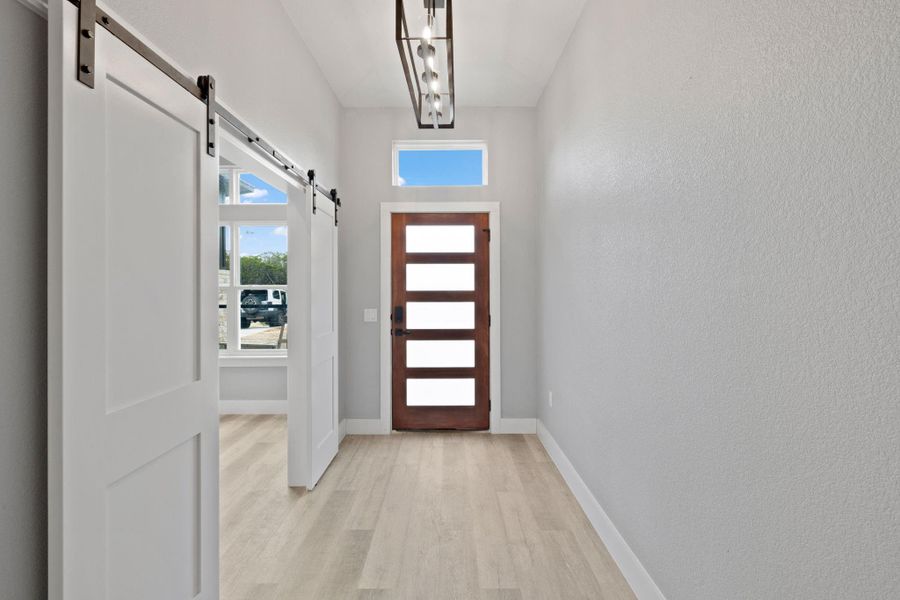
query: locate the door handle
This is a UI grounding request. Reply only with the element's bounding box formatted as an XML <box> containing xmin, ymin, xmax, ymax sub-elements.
<box><xmin>393</xmin><ymin>328</ymin><xmax>412</xmax><ymax>337</ymax></box>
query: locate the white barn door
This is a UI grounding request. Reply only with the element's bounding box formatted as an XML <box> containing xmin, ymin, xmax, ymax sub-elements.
<box><xmin>49</xmin><ymin>3</ymin><xmax>218</xmax><ymax>599</ymax></box>
<box><xmin>288</xmin><ymin>186</ymin><xmax>340</xmax><ymax>489</ymax></box>
<box><xmin>308</xmin><ymin>192</ymin><xmax>340</xmax><ymax>486</ymax></box>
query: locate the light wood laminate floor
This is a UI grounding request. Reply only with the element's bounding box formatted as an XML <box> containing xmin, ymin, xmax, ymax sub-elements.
<box><xmin>220</xmin><ymin>415</ymin><xmax>636</xmax><ymax>600</ymax></box>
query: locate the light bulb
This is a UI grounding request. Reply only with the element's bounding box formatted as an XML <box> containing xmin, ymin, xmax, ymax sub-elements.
<box><xmin>434</xmin><ymin>97</ymin><xmax>442</xmax><ymax>109</ymax></box>
<box><xmin>430</xmin><ymin>79</ymin><xmax>439</xmax><ymax>92</ymax></box>
<box><xmin>426</xmin><ymin>55</ymin><xmax>435</xmax><ymax>69</ymax></box>
<box><xmin>421</xmin><ymin>12</ymin><xmax>435</xmax><ymax>41</ymax></box>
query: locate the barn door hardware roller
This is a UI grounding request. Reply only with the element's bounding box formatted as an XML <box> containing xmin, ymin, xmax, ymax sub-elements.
<box><xmin>330</xmin><ymin>189</ymin><xmax>340</xmax><ymax>227</ymax></box>
<box><xmin>308</xmin><ymin>170</ymin><xmax>317</xmax><ymax>214</ymax></box>
<box><xmin>198</xmin><ymin>75</ymin><xmax>217</xmax><ymax>157</ymax></box>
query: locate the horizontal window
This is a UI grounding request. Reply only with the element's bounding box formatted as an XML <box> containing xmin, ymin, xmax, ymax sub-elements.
<box><xmin>393</xmin><ymin>142</ymin><xmax>487</xmax><ymax>187</ymax></box>
<box><xmin>407</xmin><ymin>340</ymin><xmax>475</xmax><ymax>368</ymax></box>
<box><xmin>406</xmin><ymin>263</ymin><xmax>475</xmax><ymax>291</ymax></box>
<box><xmin>406</xmin><ymin>378</ymin><xmax>475</xmax><ymax>407</ymax></box>
<box><xmin>406</xmin><ymin>225</ymin><xmax>474</xmax><ymax>253</ymax></box>
<box><xmin>406</xmin><ymin>302</ymin><xmax>474</xmax><ymax>329</ymax></box>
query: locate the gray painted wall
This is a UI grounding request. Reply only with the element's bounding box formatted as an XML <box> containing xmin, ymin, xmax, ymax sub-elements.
<box><xmin>104</xmin><ymin>0</ymin><xmax>341</xmax><ymax>187</ymax></box>
<box><xmin>220</xmin><ymin>366</ymin><xmax>287</xmax><ymax>402</ymax></box>
<box><xmin>0</xmin><ymin>3</ymin><xmax>47</xmax><ymax>598</ymax></box>
<box><xmin>99</xmin><ymin>0</ymin><xmax>344</xmax><ymax>411</ymax></box>
<box><xmin>536</xmin><ymin>1</ymin><xmax>900</xmax><ymax>598</ymax></box>
<box><xmin>338</xmin><ymin>108</ymin><xmax>539</xmax><ymax>420</ymax></box>
<box><xmin>54</xmin><ymin>0</ymin><xmax>340</xmax><ymax>411</ymax></box>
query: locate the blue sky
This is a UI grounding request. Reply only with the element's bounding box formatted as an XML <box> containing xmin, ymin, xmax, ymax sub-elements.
<box><xmin>398</xmin><ymin>149</ymin><xmax>483</xmax><ymax>186</ymax></box>
<box><xmin>235</xmin><ymin>174</ymin><xmax>288</xmax><ymax>259</ymax></box>
<box><xmin>238</xmin><ymin>225</ymin><xmax>286</xmax><ymax>258</ymax></box>
<box><xmin>239</xmin><ymin>173</ymin><xmax>287</xmax><ymax>204</ymax></box>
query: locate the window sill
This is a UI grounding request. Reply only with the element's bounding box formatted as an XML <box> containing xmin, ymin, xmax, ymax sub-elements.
<box><xmin>219</xmin><ymin>355</ymin><xmax>287</xmax><ymax>368</ymax></box>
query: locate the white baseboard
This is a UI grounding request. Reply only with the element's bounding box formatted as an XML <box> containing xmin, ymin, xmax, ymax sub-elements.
<box><xmin>340</xmin><ymin>417</ymin><xmax>537</xmax><ymax>435</ymax></box>
<box><xmin>344</xmin><ymin>418</ymin><xmax>386</xmax><ymax>435</ymax></box>
<box><xmin>537</xmin><ymin>420</ymin><xmax>666</xmax><ymax>600</ymax></box>
<box><xmin>219</xmin><ymin>400</ymin><xmax>287</xmax><ymax>415</ymax></box>
<box><xmin>498</xmin><ymin>418</ymin><xmax>537</xmax><ymax>434</ymax></box>
<box><xmin>339</xmin><ymin>419</ymin><xmax>348</xmax><ymax>443</ymax></box>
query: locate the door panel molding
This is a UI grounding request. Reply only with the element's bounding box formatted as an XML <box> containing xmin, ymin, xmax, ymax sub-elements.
<box><xmin>287</xmin><ymin>182</ymin><xmax>340</xmax><ymax>489</ymax></box>
<box><xmin>379</xmin><ymin>202</ymin><xmax>501</xmax><ymax>433</ymax></box>
<box><xmin>49</xmin><ymin>3</ymin><xmax>218</xmax><ymax>597</ymax></box>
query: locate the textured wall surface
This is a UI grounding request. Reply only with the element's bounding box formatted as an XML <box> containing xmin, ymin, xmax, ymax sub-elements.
<box><xmin>0</xmin><ymin>3</ymin><xmax>48</xmax><ymax>598</ymax></box>
<box><xmin>536</xmin><ymin>0</ymin><xmax>900</xmax><ymax>598</ymax></box>
<box><xmin>338</xmin><ymin>108</ymin><xmax>539</xmax><ymax>420</ymax></box>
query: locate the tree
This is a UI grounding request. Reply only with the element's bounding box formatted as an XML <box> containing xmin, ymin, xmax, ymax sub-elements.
<box><xmin>240</xmin><ymin>252</ymin><xmax>287</xmax><ymax>285</ymax></box>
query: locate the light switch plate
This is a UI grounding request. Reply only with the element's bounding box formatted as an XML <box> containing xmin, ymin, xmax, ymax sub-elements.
<box><xmin>363</xmin><ymin>308</ymin><xmax>378</xmax><ymax>323</ymax></box>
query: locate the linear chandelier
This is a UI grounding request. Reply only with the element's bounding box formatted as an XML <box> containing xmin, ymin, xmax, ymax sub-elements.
<box><xmin>396</xmin><ymin>0</ymin><xmax>455</xmax><ymax>129</ymax></box>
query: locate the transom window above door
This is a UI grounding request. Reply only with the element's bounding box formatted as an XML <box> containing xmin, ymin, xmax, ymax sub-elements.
<box><xmin>392</xmin><ymin>141</ymin><xmax>488</xmax><ymax>187</ymax></box>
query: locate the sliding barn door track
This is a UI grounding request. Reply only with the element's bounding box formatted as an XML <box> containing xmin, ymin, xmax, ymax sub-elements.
<box><xmin>70</xmin><ymin>0</ymin><xmax>341</xmax><ymax>221</ymax></box>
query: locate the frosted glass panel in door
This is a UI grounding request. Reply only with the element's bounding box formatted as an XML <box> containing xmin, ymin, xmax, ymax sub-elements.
<box><xmin>406</xmin><ymin>302</ymin><xmax>475</xmax><ymax>329</ymax></box>
<box><xmin>406</xmin><ymin>264</ymin><xmax>474</xmax><ymax>291</ymax></box>
<box><xmin>406</xmin><ymin>225</ymin><xmax>475</xmax><ymax>253</ymax></box>
<box><xmin>407</xmin><ymin>340</ymin><xmax>475</xmax><ymax>368</ymax></box>
<box><xmin>406</xmin><ymin>379</ymin><xmax>476</xmax><ymax>406</ymax></box>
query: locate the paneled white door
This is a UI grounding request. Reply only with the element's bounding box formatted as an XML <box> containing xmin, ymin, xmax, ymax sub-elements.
<box><xmin>309</xmin><ymin>193</ymin><xmax>340</xmax><ymax>486</ymax></box>
<box><xmin>288</xmin><ymin>186</ymin><xmax>340</xmax><ymax>489</ymax></box>
<box><xmin>49</xmin><ymin>3</ymin><xmax>218</xmax><ymax>599</ymax></box>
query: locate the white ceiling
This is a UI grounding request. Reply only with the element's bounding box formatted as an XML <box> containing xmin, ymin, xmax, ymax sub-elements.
<box><xmin>279</xmin><ymin>0</ymin><xmax>587</xmax><ymax>108</ymax></box>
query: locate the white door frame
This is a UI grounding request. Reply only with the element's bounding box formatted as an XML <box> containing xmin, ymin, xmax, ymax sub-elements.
<box><xmin>379</xmin><ymin>202</ymin><xmax>501</xmax><ymax>433</ymax></box>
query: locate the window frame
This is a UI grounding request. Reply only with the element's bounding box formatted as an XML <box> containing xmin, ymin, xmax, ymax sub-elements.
<box><xmin>391</xmin><ymin>140</ymin><xmax>489</xmax><ymax>187</ymax></box>
<box><xmin>218</xmin><ymin>164</ymin><xmax>290</xmax><ymax>358</ymax></box>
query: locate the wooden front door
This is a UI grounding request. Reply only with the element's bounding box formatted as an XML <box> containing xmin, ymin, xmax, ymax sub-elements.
<box><xmin>391</xmin><ymin>213</ymin><xmax>490</xmax><ymax>430</ymax></box>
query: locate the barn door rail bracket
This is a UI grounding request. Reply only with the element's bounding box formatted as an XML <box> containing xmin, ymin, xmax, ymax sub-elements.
<box><xmin>76</xmin><ymin>0</ymin><xmax>96</xmax><ymax>87</ymax></box>
<box><xmin>70</xmin><ymin>0</ymin><xmax>206</xmax><ymax>100</ymax></box>
<box><xmin>198</xmin><ymin>75</ymin><xmax>217</xmax><ymax>157</ymax></box>
<box><xmin>308</xmin><ymin>170</ymin><xmax>317</xmax><ymax>214</ymax></box>
<box><xmin>330</xmin><ymin>189</ymin><xmax>340</xmax><ymax>227</ymax></box>
<box><xmin>66</xmin><ymin>0</ymin><xmax>341</xmax><ymax>225</ymax></box>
